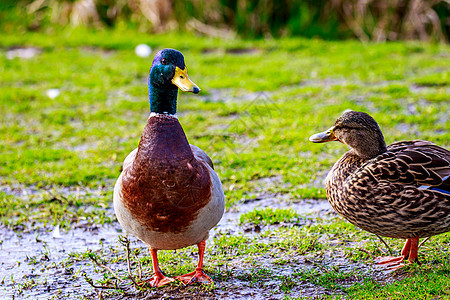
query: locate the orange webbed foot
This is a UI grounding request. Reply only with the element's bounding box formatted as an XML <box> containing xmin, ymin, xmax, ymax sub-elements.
<box><xmin>174</xmin><ymin>240</ymin><xmax>213</xmax><ymax>285</ymax></box>
<box><xmin>375</xmin><ymin>255</ymin><xmax>405</xmax><ymax>265</ymax></box>
<box><xmin>374</xmin><ymin>237</ymin><xmax>421</xmax><ymax>273</ymax></box>
<box><xmin>139</xmin><ymin>274</ymin><xmax>175</xmax><ymax>288</ymax></box>
<box><xmin>144</xmin><ymin>248</ymin><xmax>176</xmax><ymax>287</ymax></box>
<box><xmin>375</xmin><ymin>256</ymin><xmax>405</xmax><ymax>273</ymax></box>
<box><xmin>175</xmin><ymin>269</ymin><xmax>213</xmax><ymax>285</ymax></box>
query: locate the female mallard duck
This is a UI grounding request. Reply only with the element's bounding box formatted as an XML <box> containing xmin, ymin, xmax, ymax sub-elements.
<box><xmin>113</xmin><ymin>49</ymin><xmax>225</xmax><ymax>287</ymax></box>
<box><xmin>310</xmin><ymin>111</ymin><xmax>450</xmax><ymax>271</ymax></box>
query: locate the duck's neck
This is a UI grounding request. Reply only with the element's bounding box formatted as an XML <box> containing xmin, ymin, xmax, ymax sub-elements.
<box><xmin>349</xmin><ymin>128</ymin><xmax>387</xmax><ymax>160</ymax></box>
<box><xmin>352</xmin><ymin>139</ymin><xmax>387</xmax><ymax>160</ymax></box>
<box><xmin>149</xmin><ymin>84</ymin><xmax>178</xmax><ymax>115</ymax></box>
<box><xmin>328</xmin><ymin>150</ymin><xmax>367</xmax><ymax>183</ymax></box>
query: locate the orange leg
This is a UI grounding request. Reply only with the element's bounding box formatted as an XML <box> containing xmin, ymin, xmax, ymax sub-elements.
<box><xmin>140</xmin><ymin>248</ymin><xmax>175</xmax><ymax>287</ymax></box>
<box><xmin>407</xmin><ymin>237</ymin><xmax>419</xmax><ymax>264</ymax></box>
<box><xmin>375</xmin><ymin>237</ymin><xmax>420</xmax><ymax>271</ymax></box>
<box><xmin>175</xmin><ymin>240</ymin><xmax>213</xmax><ymax>285</ymax></box>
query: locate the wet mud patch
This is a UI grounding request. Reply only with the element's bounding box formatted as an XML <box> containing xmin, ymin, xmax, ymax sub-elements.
<box><xmin>220</xmin><ymin>197</ymin><xmax>332</xmax><ymax>235</ymax></box>
<box><xmin>5</xmin><ymin>46</ymin><xmax>41</xmax><ymax>60</ymax></box>
<box><xmin>201</xmin><ymin>47</ymin><xmax>260</xmax><ymax>56</ymax></box>
<box><xmin>0</xmin><ymin>183</ymin><xmax>114</xmax><ymax>231</ymax></box>
<box><xmin>0</xmin><ymin>180</ymin><xmax>411</xmax><ymax>299</ymax></box>
<box><xmin>70</xmin><ymin>245</ymin><xmax>391</xmax><ymax>300</ymax></box>
<box><xmin>0</xmin><ymin>182</ymin><xmax>111</xmax><ymax>198</ymax></box>
<box><xmin>225</xmin><ymin>48</ymin><xmax>260</xmax><ymax>55</ymax></box>
<box><xmin>0</xmin><ymin>222</ymin><xmax>126</xmax><ymax>298</ymax></box>
<box><xmin>199</xmin><ymin>88</ymin><xmax>274</xmax><ymax>104</ymax></box>
<box><xmin>81</xmin><ymin>46</ymin><xmax>117</xmax><ymax>56</ymax></box>
<box><xmin>1</xmin><ymin>192</ymin><xmax>395</xmax><ymax>299</ymax></box>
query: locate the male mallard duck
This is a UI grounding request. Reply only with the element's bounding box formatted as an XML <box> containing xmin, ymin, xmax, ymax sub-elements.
<box><xmin>114</xmin><ymin>49</ymin><xmax>225</xmax><ymax>287</ymax></box>
<box><xmin>310</xmin><ymin>111</ymin><xmax>450</xmax><ymax>271</ymax></box>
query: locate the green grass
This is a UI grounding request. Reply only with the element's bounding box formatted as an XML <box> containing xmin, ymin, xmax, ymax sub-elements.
<box><xmin>239</xmin><ymin>208</ymin><xmax>300</xmax><ymax>226</ymax></box>
<box><xmin>1</xmin><ymin>27</ymin><xmax>449</xmax><ymax>299</ymax></box>
<box><xmin>345</xmin><ymin>265</ymin><xmax>450</xmax><ymax>299</ymax></box>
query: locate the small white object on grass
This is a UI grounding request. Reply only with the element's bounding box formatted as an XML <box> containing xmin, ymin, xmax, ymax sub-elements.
<box><xmin>46</xmin><ymin>89</ymin><xmax>60</xmax><ymax>99</ymax></box>
<box><xmin>135</xmin><ymin>44</ymin><xmax>152</xmax><ymax>57</ymax></box>
<box><xmin>52</xmin><ymin>225</ymin><xmax>61</xmax><ymax>238</ymax></box>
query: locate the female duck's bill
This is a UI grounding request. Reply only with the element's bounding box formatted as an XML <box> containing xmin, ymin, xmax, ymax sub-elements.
<box><xmin>309</xmin><ymin>127</ymin><xmax>338</xmax><ymax>143</ymax></box>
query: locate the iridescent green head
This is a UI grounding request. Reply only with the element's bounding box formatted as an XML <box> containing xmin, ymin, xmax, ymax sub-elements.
<box><xmin>148</xmin><ymin>49</ymin><xmax>200</xmax><ymax>115</ymax></box>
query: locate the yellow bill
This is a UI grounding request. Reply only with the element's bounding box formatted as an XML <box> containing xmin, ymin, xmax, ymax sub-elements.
<box><xmin>172</xmin><ymin>66</ymin><xmax>200</xmax><ymax>94</ymax></box>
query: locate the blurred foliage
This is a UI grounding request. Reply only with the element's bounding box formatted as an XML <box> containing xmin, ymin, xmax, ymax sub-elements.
<box><xmin>0</xmin><ymin>0</ymin><xmax>449</xmax><ymax>41</ymax></box>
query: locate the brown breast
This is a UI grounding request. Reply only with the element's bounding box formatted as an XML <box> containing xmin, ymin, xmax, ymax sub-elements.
<box><xmin>121</xmin><ymin>115</ymin><xmax>212</xmax><ymax>233</ymax></box>
<box><xmin>326</xmin><ymin>150</ymin><xmax>366</xmax><ymax>216</ymax></box>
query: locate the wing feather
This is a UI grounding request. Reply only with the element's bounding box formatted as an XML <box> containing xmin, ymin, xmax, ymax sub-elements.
<box><xmin>190</xmin><ymin>145</ymin><xmax>214</xmax><ymax>169</ymax></box>
<box><xmin>122</xmin><ymin>148</ymin><xmax>138</xmax><ymax>171</ymax></box>
<box><xmin>365</xmin><ymin>140</ymin><xmax>450</xmax><ymax>191</ymax></box>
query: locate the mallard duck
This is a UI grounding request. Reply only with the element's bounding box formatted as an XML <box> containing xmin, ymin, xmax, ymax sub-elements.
<box><xmin>113</xmin><ymin>49</ymin><xmax>225</xmax><ymax>287</ymax></box>
<box><xmin>310</xmin><ymin>110</ymin><xmax>450</xmax><ymax>271</ymax></box>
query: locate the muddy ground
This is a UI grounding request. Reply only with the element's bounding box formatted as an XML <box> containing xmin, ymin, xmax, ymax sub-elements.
<box><xmin>1</xmin><ymin>189</ymin><xmax>399</xmax><ymax>300</ymax></box>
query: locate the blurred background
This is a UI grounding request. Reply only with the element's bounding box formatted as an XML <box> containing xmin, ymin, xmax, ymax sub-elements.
<box><xmin>1</xmin><ymin>0</ymin><xmax>449</xmax><ymax>42</ymax></box>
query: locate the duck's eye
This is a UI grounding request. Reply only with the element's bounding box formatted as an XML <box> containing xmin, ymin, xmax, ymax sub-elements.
<box><xmin>161</xmin><ymin>58</ymin><xmax>167</xmax><ymax>65</ymax></box>
<box><xmin>180</xmin><ymin>75</ymin><xmax>184</xmax><ymax>79</ymax></box>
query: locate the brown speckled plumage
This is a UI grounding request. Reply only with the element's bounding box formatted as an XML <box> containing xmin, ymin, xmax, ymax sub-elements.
<box><xmin>312</xmin><ymin>111</ymin><xmax>450</xmax><ymax>241</ymax></box>
<box><xmin>326</xmin><ymin>141</ymin><xmax>450</xmax><ymax>239</ymax></box>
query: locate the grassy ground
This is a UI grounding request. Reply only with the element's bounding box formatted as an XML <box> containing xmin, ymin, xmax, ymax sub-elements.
<box><xmin>0</xmin><ymin>28</ymin><xmax>449</xmax><ymax>299</ymax></box>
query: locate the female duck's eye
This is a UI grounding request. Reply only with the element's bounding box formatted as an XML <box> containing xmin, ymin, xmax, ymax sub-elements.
<box><xmin>161</xmin><ymin>58</ymin><xmax>167</xmax><ymax>65</ymax></box>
